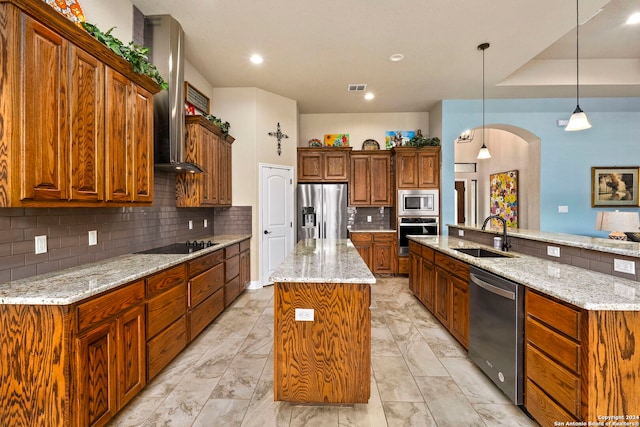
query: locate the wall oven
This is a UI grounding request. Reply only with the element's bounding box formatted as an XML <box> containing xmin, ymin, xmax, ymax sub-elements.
<box><xmin>397</xmin><ymin>189</ymin><xmax>439</xmax><ymax>217</ymax></box>
<box><xmin>398</xmin><ymin>217</ymin><xmax>439</xmax><ymax>255</ymax></box>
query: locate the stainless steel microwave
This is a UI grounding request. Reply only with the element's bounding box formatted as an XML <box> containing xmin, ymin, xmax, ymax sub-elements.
<box><xmin>397</xmin><ymin>189</ymin><xmax>439</xmax><ymax>216</ymax></box>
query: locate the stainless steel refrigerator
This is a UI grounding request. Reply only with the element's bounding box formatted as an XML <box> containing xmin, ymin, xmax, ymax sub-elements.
<box><xmin>297</xmin><ymin>183</ymin><xmax>348</xmax><ymax>241</ymax></box>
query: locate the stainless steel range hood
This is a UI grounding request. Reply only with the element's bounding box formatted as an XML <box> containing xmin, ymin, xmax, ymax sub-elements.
<box><xmin>146</xmin><ymin>15</ymin><xmax>203</xmax><ymax>173</ymax></box>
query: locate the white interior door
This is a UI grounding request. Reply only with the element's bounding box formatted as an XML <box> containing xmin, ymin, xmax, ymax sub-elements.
<box><xmin>260</xmin><ymin>164</ymin><xmax>294</xmax><ymax>286</ymax></box>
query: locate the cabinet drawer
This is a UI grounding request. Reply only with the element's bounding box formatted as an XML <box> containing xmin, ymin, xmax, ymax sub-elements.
<box><xmin>147</xmin><ymin>314</ymin><xmax>188</xmax><ymax>380</ymax></box>
<box><xmin>224</xmin><ymin>276</ymin><xmax>241</xmax><ymax>307</ymax></box>
<box><xmin>435</xmin><ymin>252</ymin><xmax>469</xmax><ymax>281</ymax></box>
<box><xmin>190</xmin><ymin>289</ymin><xmax>224</xmax><ymax>339</ymax></box>
<box><xmin>421</xmin><ymin>246</ymin><xmax>435</xmax><ymax>262</ymax></box>
<box><xmin>240</xmin><ymin>239</ymin><xmax>250</xmax><ymax>252</ymax></box>
<box><xmin>225</xmin><ymin>255</ymin><xmax>240</xmax><ymax>282</ymax></box>
<box><xmin>409</xmin><ymin>240</ymin><xmax>421</xmax><ymax>255</ymax></box>
<box><xmin>526</xmin><ymin>379</ymin><xmax>577</xmax><ymax>427</ymax></box>
<box><xmin>373</xmin><ymin>232</ymin><xmax>395</xmax><ymax>243</ymax></box>
<box><xmin>527</xmin><ymin>290</ymin><xmax>581</xmax><ymax>341</ymax></box>
<box><xmin>146</xmin><ymin>264</ymin><xmax>187</xmax><ymax>298</ymax></box>
<box><xmin>526</xmin><ymin>316</ymin><xmax>580</xmax><ymax>373</ymax></box>
<box><xmin>146</xmin><ymin>282</ymin><xmax>187</xmax><ymax>339</ymax></box>
<box><xmin>350</xmin><ymin>233</ymin><xmax>372</xmax><ymax>244</ymax></box>
<box><xmin>190</xmin><ymin>262</ymin><xmax>224</xmax><ymax>307</ymax></box>
<box><xmin>188</xmin><ymin>250</ymin><xmax>224</xmax><ymax>278</ymax></box>
<box><xmin>526</xmin><ymin>343</ymin><xmax>581</xmax><ymax>417</ymax></box>
<box><xmin>77</xmin><ymin>280</ymin><xmax>144</xmax><ymax>332</ymax></box>
<box><xmin>225</xmin><ymin>243</ymin><xmax>240</xmax><ymax>258</ymax></box>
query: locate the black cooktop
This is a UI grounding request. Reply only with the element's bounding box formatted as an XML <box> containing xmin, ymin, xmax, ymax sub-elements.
<box><xmin>136</xmin><ymin>241</ymin><xmax>218</xmax><ymax>254</ymax></box>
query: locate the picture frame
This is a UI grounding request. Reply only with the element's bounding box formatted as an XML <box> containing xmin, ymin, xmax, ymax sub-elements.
<box><xmin>324</xmin><ymin>134</ymin><xmax>349</xmax><ymax>147</ymax></box>
<box><xmin>490</xmin><ymin>170</ymin><xmax>518</xmax><ymax>228</ymax></box>
<box><xmin>591</xmin><ymin>167</ymin><xmax>639</xmax><ymax>207</ymax></box>
<box><xmin>184</xmin><ymin>81</ymin><xmax>210</xmax><ymax>114</ymax></box>
<box><xmin>385</xmin><ymin>130</ymin><xmax>415</xmax><ymax>149</ymax></box>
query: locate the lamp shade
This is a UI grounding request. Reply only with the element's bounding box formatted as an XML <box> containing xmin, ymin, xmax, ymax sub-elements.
<box><xmin>565</xmin><ymin>107</ymin><xmax>592</xmax><ymax>131</ymax></box>
<box><xmin>477</xmin><ymin>145</ymin><xmax>491</xmax><ymax>159</ymax></box>
<box><xmin>595</xmin><ymin>211</ymin><xmax>640</xmax><ymax>240</ymax></box>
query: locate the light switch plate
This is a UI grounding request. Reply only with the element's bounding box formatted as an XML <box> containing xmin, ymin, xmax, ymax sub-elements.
<box><xmin>295</xmin><ymin>308</ymin><xmax>314</xmax><ymax>321</ymax></box>
<box><xmin>558</xmin><ymin>205</ymin><xmax>569</xmax><ymax>213</ymax></box>
<box><xmin>458</xmin><ymin>230</ymin><xmax>464</xmax><ymax>237</ymax></box>
<box><xmin>88</xmin><ymin>230</ymin><xmax>98</xmax><ymax>246</ymax></box>
<box><xmin>35</xmin><ymin>235</ymin><xmax>47</xmax><ymax>254</ymax></box>
<box><xmin>188</xmin><ymin>220</ymin><xmax>193</xmax><ymax>230</ymax></box>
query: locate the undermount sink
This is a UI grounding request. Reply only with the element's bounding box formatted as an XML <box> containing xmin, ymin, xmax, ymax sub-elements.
<box><xmin>454</xmin><ymin>247</ymin><xmax>513</xmax><ymax>258</ymax></box>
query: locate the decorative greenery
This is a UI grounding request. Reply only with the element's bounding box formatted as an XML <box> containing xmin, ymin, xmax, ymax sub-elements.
<box><xmin>406</xmin><ymin>134</ymin><xmax>441</xmax><ymax>148</ymax></box>
<box><xmin>81</xmin><ymin>22</ymin><xmax>168</xmax><ymax>90</ymax></box>
<box><xmin>204</xmin><ymin>114</ymin><xmax>231</xmax><ymax>135</ymax></box>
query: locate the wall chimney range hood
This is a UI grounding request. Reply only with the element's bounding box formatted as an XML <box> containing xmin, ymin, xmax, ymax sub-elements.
<box><xmin>146</xmin><ymin>15</ymin><xmax>203</xmax><ymax>173</ymax></box>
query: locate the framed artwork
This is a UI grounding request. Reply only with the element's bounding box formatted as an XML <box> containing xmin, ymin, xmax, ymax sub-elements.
<box><xmin>324</xmin><ymin>134</ymin><xmax>349</xmax><ymax>147</ymax></box>
<box><xmin>591</xmin><ymin>167</ymin><xmax>639</xmax><ymax>207</ymax></box>
<box><xmin>490</xmin><ymin>170</ymin><xmax>518</xmax><ymax>228</ymax></box>
<box><xmin>184</xmin><ymin>81</ymin><xmax>210</xmax><ymax>114</ymax></box>
<box><xmin>385</xmin><ymin>130</ymin><xmax>415</xmax><ymax>149</ymax></box>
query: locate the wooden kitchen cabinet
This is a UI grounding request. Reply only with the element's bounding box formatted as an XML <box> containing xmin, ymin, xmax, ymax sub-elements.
<box><xmin>0</xmin><ymin>0</ymin><xmax>160</xmax><ymax>207</ymax></box>
<box><xmin>350</xmin><ymin>232</ymin><xmax>396</xmax><ymax>274</ymax></box>
<box><xmin>176</xmin><ymin>115</ymin><xmax>234</xmax><ymax>207</ymax></box>
<box><xmin>239</xmin><ymin>239</ymin><xmax>251</xmax><ymax>291</ymax></box>
<box><xmin>297</xmin><ymin>147</ymin><xmax>351</xmax><ymax>182</ymax></box>
<box><xmin>393</xmin><ymin>147</ymin><xmax>440</xmax><ymax>189</ymax></box>
<box><xmin>351</xmin><ymin>233</ymin><xmax>373</xmax><ymax>267</ymax></box>
<box><xmin>187</xmin><ymin>249</ymin><xmax>225</xmax><ymax>339</ymax></box>
<box><xmin>224</xmin><ymin>243</ymin><xmax>241</xmax><ymax>306</ymax></box>
<box><xmin>349</xmin><ymin>151</ymin><xmax>393</xmax><ymax>206</ymax></box>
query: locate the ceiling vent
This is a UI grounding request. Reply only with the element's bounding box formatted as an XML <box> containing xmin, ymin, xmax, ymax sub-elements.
<box><xmin>347</xmin><ymin>84</ymin><xmax>367</xmax><ymax>92</ymax></box>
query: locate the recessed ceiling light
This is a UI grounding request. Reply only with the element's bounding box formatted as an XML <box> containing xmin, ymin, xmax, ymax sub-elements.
<box><xmin>389</xmin><ymin>53</ymin><xmax>404</xmax><ymax>62</ymax></box>
<box><xmin>626</xmin><ymin>12</ymin><xmax>640</xmax><ymax>25</ymax></box>
<box><xmin>250</xmin><ymin>54</ymin><xmax>263</xmax><ymax>64</ymax></box>
<box><xmin>364</xmin><ymin>92</ymin><xmax>375</xmax><ymax>100</ymax></box>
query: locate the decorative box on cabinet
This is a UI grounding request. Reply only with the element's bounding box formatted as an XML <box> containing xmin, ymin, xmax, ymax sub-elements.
<box><xmin>176</xmin><ymin>115</ymin><xmax>234</xmax><ymax>207</ymax></box>
<box><xmin>0</xmin><ymin>0</ymin><xmax>160</xmax><ymax>207</ymax></box>
<box><xmin>393</xmin><ymin>147</ymin><xmax>440</xmax><ymax>189</ymax></box>
<box><xmin>349</xmin><ymin>151</ymin><xmax>393</xmax><ymax>206</ymax></box>
<box><xmin>297</xmin><ymin>147</ymin><xmax>351</xmax><ymax>182</ymax></box>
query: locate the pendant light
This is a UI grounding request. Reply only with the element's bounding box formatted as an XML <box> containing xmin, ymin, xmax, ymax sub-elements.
<box><xmin>477</xmin><ymin>42</ymin><xmax>491</xmax><ymax>160</ymax></box>
<box><xmin>565</xmin><ymin>0</ymin><xmax>592</xmax><ymax>131</ymax></box>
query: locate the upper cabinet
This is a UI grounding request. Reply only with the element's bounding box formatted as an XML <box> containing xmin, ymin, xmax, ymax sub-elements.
<box><xmin>393</xmin><ymin>147</ymin><xmax>440</xmax><ymax>189</ymax></box>
<box><xmin>349</xmin><ymin>151</ymin><xmax>393</xmax><ymax>207</ymax></box>
<box><xmin>0</xmin><ymin>0</ymin><xmax>160</xmax><ymax>207</ymax></box>
<box><xmin>176</xmin><ymin>116</ymin><xmax>234</xmax><ymax>207</ymax></box>
<box><xmin>297</xmin><ymin>147</ymin><xmax>351</xmax><ymax>182</ymax></box>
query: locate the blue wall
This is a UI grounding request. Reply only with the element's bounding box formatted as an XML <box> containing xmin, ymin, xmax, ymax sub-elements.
<box><xmin>440</xmin><ymin>97</ymin><xmax>640</xmax><ymax>237</ymax></box>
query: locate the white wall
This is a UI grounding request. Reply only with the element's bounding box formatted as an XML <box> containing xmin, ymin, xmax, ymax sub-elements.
<box><xmin>299</xmin><ymin>113</ymin><xmax>428</xmax><ymax>150</ymax></box>
<box><xmin>81</xmin><ymin>0</ymin><xmax>133</xmax><ymax>42</ymax></box>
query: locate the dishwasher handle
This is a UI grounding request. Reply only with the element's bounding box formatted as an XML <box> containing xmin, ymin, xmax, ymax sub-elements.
<box><xmin>470</xmin><ymin>273</ymin><xmax>515</xmax><ymax>300</ymax></box>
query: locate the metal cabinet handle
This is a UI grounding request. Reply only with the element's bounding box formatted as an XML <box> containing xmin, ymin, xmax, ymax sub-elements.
<box><xmin>470</xmin><ymin>273</ymin><xmax>515</xmax><ymax>300</ymax></box>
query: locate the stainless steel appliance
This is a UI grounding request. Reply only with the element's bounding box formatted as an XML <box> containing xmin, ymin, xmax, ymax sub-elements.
<box><xmin>398</xmin><ymin>217</ymin><xmax>439</xmax><ymax>255</ymax></box>
<box><xmin>469</xmin><ymin>266</ymin><xmax>524</xmax><ymax>405</ymax></box>
<box><xmin>397</xmin><ymin>189</ymin><xmax>439</xmax><ymax>217</ymax></box>
<box><xmin>297</xmin><ymin>183</ymin><xmax>348</xmax><ymax>241</ymax></box>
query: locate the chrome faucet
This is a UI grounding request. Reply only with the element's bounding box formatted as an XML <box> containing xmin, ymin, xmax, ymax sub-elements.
<box><xmin>481</xmin><ymin>215</ymin><xmax>511</xmax><ymax>252</ymax></box>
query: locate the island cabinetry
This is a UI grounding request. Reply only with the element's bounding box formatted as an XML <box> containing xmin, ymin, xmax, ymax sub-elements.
<box><xmin>176</xmin><ymin>116</ymin><xmax>234</xmax><ymax>207</ymax></box>
<box><xmin>75</xmin><ymin>280</ymin><xmax>146</xmax><ymax>427</ymax></box>
<box><xmin>0</xmin><ymin>0</ymin><xmax>159</xmax><ymax>207</ymax></box>
<box><xmin>188</xmin><ymin>250</ymin><xmax>225</xmax><ymax>339</ymax></box>
<box><xmin>393</xmin><ymin>147</ymin><xmax>440</xmax><ymax>189</ymax></box>
<box><xmin>350</xmin><ymin>232</ymin><xmax>396</xmax><ymax>274</ymax></box>
<box><xmin>349</xmin><ymin>151</ymin><xmax>393</xmax><ymax>206</ymax></box>
<box><xmin>145</xmin><ymin>264</ymin><xmax>188</xmax><ymax>380</ymax></box>
<box><xmin>297</xmin><ymin>147</ymin><xmax>351</xmax><ymax>182</ymax></box>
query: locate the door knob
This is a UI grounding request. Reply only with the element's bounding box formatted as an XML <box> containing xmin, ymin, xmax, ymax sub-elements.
<box><xmin>264</xmin><ymin>230</ymin><xmax>272</xmax><ymax>235</ymax></box>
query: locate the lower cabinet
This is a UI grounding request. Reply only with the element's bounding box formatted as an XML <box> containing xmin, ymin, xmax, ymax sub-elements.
<box><xmin>188</xmin><ymin>250</ymin><xmax>225</xmax><ymax>338</ymax></box>
<box><xmin>239</xmin><ymin>239</ymin><xmax>251</xmax><ymax>291</ymax></box>
<box><xmin>224</xmin><ymin>243</ymin><xmax>241</xmax><ymax>306</ymax></box>
<box><xmin>350</xmin><ymin>232</ymin><xmax>397</xmax><ymax>274</ymax></box>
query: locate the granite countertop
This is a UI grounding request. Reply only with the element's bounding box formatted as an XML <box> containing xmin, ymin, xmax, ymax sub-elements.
<box><xmin>269</xmin><ymin>239</ymin><xmax>376</xmax><ymax>284</ymax></box>
<box><xmin>410</xmin><ymin>235</ymin><xmax>640</xmax><ymax>311</ymax></box>
<box><xmin>0</xmin><ymin>235</ymin><xmax>251</xmax><ymax>306</ymax></box>
<box><xmin>349</xmin><ymin>229</ymin><xmax>396</xmax><ymax>233</ymax></box>
<box><xmin>451</xmin><ymin>224</ymin><xmax>640</xmax><ymax>258</ymax></box>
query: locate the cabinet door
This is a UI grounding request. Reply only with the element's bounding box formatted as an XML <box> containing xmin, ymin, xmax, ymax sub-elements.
<box><xmin>76</xmin><ymin>321</ymin><xmax>117</xmax><ymax>427</ymax></box>
<box><xmin>117</xmin><ymin>305</ymin><xmax>146</xmax><ymax>407</ymax></box>
<box><xmin>104</xmin><ymin>68</ymin><xmax>132</xmax><ymax>202</ymax></box>
<box><xmin>409</xmin><ymin>251</ymin><xmax>421</xmax><ymax>298</ymax></box>
<box><xmin>298</xmin><ymin>151</ymin><xmax>323</xmax><ymax>181</ymax></box>
<box><xmin>349</xmin><ymin>155</ymin><xmax>371</xmax><ymax>205</ymax></box>
<box><xmin>370</xmin><ymin>154</ymin><xmax>392</xmax><ymax>205</ymax></box>
<box><xmin>395</xmin><ymin>152</ymin><xmax>418</xmax><ymax>189</ymax></box>
<box><xmin>21</xmin><ymin>16</ymin><xmax>69</xmax><ymax>202</ymax></box>
<box><xmin>418</xmin><ymin>150</ymin><xmax>439</xmax><ymax>188</ymax></box>
<box><xmin>69</xmin><ymin>46</ymin><xmax>104</xmax><ymax>202</ymax></box>
<box><xmin>219</xmin><ymin>139</ymin><xmax>232</xmax><ymax>205</ymax></box>
<box><xmin>202</xmin><ymin>130</ymin><xmax>219</xmax><ymax>205</ymax></box>
<box><xmin>240</xmin><ymin>249</ymin><xmax>251</xmax><ymax>291</ymax></box>
<box><xmin>420</xmin><ymin>259</ymin><xmax>435</xmax><ymax>312</ymax></box>
<box><xmin>434</xmin><ymin>267</ymin><xmax>450</xmax><ymax>326</ymax></box>
<box><xmin>372</xmin><ymin>234</ymin><xmax>395</xmax><ymax>274</ymax></box>
<box><xmin>130</xmin><ymin>84</ymin><xmax>153</xmax><ymax>202</ymax></box>
<box><xmin>323</xmin><ymin>151</ymin><xmax>349</xmax><ymax>181</ymax></box>
<box><xmin>350</xmin><ymin>233</ymin><xmax>372</xmax><ymax>270</ymax></box>
<box><xmin>450</xmin><ymin>275</ymin><xmax>469</xmax><ymax>349</ymax></box>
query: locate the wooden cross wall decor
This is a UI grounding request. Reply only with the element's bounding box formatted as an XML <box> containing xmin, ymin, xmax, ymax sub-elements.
<box><xmin>268</xmin><ymin>122</ymin><xmax>289</xmax><ymax>156</ymax></box>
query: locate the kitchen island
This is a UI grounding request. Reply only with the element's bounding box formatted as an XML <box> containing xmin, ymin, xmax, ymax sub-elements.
<box><xmin>270</xmin><ymin>239</ymin><xmax>375</xmax><ymax>404</ymax></box>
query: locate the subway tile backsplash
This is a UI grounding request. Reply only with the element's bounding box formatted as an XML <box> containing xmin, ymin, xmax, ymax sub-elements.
<box><xmin>348</xmin><ymin>207</ymin><xmax>393</xmax><ymax>230</ymax></box>
<box><xmin>0</xmin><ymin>173</ymin><xmax>251</xmax><ymax>283</ymax></box>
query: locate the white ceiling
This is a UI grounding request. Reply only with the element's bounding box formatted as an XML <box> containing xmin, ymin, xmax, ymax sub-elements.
<box><xmin>130</xmin><ymin>0</ymin><xmax>640</xmax><ymax>114</ymax></box>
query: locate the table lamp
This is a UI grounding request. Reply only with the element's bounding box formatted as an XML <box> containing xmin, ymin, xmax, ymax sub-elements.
<box><xmin>595</xmin><ymin>210</ymin><xmax>640</xmax><ymax>240</ymax></box>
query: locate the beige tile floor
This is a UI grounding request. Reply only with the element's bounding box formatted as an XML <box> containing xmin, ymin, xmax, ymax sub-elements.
<box><xmin>108</xmin><ymin>276</ymin><xmax>539</xmax><ymax>426</ymax></box>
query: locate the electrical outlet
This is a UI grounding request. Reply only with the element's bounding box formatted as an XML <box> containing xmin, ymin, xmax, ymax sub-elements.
<box><xmin>295</xmin><ymin>308</ymin><xmax>314</xmax><ymax>321</ymax></box>
<box><xmin>35</xmin><ymin>235</ymin><xmax>47</xmax><ymax>254</ymax></box>
<box><xmin>204</xmin><ymin>219</ymin><xmax>208</xmax><ymax>228</ymax></box>
<box><xmin>547</xmin><ymin>246</ymin><xmax>560</xmax><ymax>257</ymax></box>
<box><xmin>458</xmin><ymin>230</ymin><xmax>464</xmax><ymax>237</ymax></box>
<box><xmin>88</xmin><ymin>230</ymin><xmax>98</xmax><ymax>246</ymax></box>
<box><xmin>188</xmin><ymin>220</ymin><xmax>193</xmax><ymax>230</ymax></box>
<box><xmin>367</xmin><ymin>216</ymin><xmax>372</xmax><ymax>223</ymax></box>
<box><xmin>614</xmin><ymin>259</ymin><xmax>636</xmax><ymax>275</ymax></box>
<box><xmin>558</xmin><ymin>205</ymin><xmax>569</xmax><ymax>213</ymax></box>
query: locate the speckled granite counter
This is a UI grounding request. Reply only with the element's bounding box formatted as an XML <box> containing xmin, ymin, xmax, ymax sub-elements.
<box><xmin>269</xmin><ymin>239</ymin><xmax>375</xmax><ymax>284</ymax></box>
<box><xmin>410</xmin><ymin>235</ymin><xmax>640</xmax><ymax>311</ymax></box>
<box><xmin>452</xmin><ymin>224</ymin><xmax>640</xmax><ymax>258</ymax></box>
<box><xmin>0</xmin><ymin>235</ymin><xmax>251</xmax><ymax>305</ymax></box>
<box><xmin>349</xmin><ymin>229</ymin><xmax>396</xmax><ymax>233</ymax></box>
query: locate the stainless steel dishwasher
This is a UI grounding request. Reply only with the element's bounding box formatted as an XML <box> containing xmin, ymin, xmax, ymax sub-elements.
<box><xmin>468</xmin><ymin>266</ymin><xmax>524</xmax><ymax>405</ymax></box>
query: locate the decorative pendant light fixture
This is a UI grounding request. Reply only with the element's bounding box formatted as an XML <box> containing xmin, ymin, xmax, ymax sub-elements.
<box><xmin>565</xmin><ymin>0</ymin><xmax>592</xmax><ymax>131</ymax></box>
<box><xmin>477</xmin><ymin>42</ymin><xmax>491</xmax><ymax>160</ymax></box>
